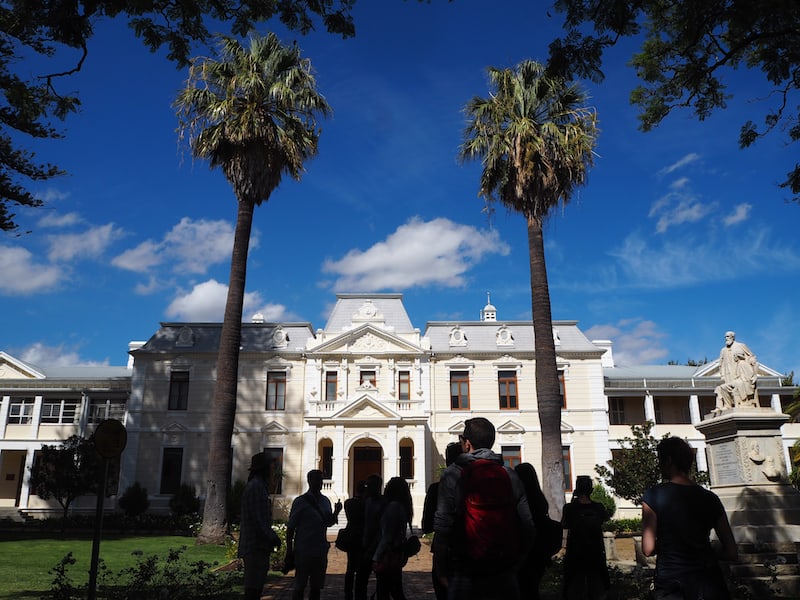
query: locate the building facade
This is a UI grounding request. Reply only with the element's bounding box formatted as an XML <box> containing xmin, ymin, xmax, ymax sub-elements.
<box><xmin>1</xmin><ymin>293</ymin><xmax>797</xmax><ymax>520</ymax></box>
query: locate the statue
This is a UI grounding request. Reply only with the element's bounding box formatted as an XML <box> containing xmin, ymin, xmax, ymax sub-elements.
<box><xmin>713</xmin><ymin>331</ymin><xmax>759</xmax><ymax>412</ymax></box>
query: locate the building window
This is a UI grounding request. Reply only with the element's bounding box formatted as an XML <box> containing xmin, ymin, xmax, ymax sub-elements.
<box><xmin>562</xmin><ymin>446</ymin><xmax>573</xmax><ymax>492</ymax></box>
<box><xmin>263</xmin><ymin>447</ymin><xmax>284</xmax><ymax>494</ymax></box>
<box><xmin>498</xmin><ymin>370</ymin><xmax>518</xmax><ymax>409</ymax></box>
<box><xmin>266</xmin><ymin>372</ymin><xmax>286</xmax><ymax>410</ymax></box>
<box><xmin>360</xmin><ymin>370</ymin><xmax>376</xmax><ymax>386</ymax></box>
<box><xmin>698</xmin><ymin>396</ymin><xmax>716</xmax><ymax>418</ymax></box>
<box><xmin>89</xmin><ymin>398</ymin><xmax>126</xmax><ymax>423</ymax></box>
<box><xmin>450</xmin><ymin>371</ymin><xmax>470</xmax><ymax>410</ymax></box>
<box><xmin>559</xmin><ymin>371</ymin><xmax>567</xmax><ymax>408</ymax></box>
<box><xmin>609</xmin><ymin>397</ymin><xmax>626</xmax><ymax>425</ymax></box>
<box><xmin>319</xmin><ymin>440</ymin><xmax>333</xmax><ymax>479</ymax></box>
<box><xmin>41</xmin><ymin>399</ymin><xmax>79</xmax><ymax>424</ymax></box>
<box><xmin>654</xmin><ymin>397</ymin><xmax>663</xmax><ymax>424</ymax></box>
<box><xmin>7</xmin><ymin>398</ymin><xmax>34</xmax><ymax>425</ymax></box>
<box><xmin>168</xmin><ymin>371</ymin><xmax>190</xmax><ymax>411</ymax></box>
<box><xmin>399</xmin><ymin>441</ymin><xmax>414</xmax><ymax>479</ymax></box>
<box><xmin>160</xmin><ymin>448</ymin><xmax>183</xmax><ymax>495</ymax></box>
<box><xmin>501</xmin><ymin>446</ymin><xmax>521</xmax><ymax>469</ymax></box>
<box><xmin>398</xmin><ymin>371</ymin><xmax>410</xmax><ymax>401</ymax></box>
<box><xmin>325</xmin><ymin>371</ymin><xmax>338</xmax><ymax>403</ymax></box>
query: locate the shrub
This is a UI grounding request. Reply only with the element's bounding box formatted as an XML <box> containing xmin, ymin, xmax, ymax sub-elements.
<box><xmin>118</xmin><ymin>482</ymin><xmax>150</xmax><ymax>518</ymax></box>
<box><xmin>169</xmin><ymin>483</ymin><xmax>201</xmax><ymax>516</ymax></box>
<box><xmin>603</xmin><ymin>518</ymin><xmax>642</xmax><ymax>534</ymax></box>
<box><xmin>590</xmin><ymin>480</ymin><xmax>616</xmax><ymax>518</ymax></box>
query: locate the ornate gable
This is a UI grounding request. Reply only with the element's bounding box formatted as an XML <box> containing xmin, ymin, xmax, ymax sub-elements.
<box><xmin>310</xmin><ymin>324</ymin><xmax>423</xmax><ymax>356</ymax></box>
<box><xmin>331</xmin><ymin>395</ymin><xmax>401</xmax><ymax>420</ymax></box>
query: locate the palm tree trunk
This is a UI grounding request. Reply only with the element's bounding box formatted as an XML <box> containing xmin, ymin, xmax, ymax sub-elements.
<box><xmin>197</xmin><ymin>198</ymin><xmax>255</xmax><ymax>544</ymax></box>
<box><xmin>527</xmin><ymin>215</ymin><xmax>564</xmax><ymax>520</ymax></box>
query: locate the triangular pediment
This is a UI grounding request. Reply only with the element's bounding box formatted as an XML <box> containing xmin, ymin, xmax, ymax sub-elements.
<box><xmin>310</xmin><ymin>324</ymin><xmax>423</xmax><ymax>356</ymax></box>
<box><xmin>497</xmin><ymin>420</ymin><xmax>525</xmax><ymax>434</ymax></box>
<box><xmin>561</xmin><ymin>420</ymin><xmax>574</xmax><ymax>434</ymax></box>
<box><xmin>447</xmin><ymin>421</ymin><xmax>466</xmax><ymax>435</ymax></box>
<box><xmin>162</xmin><ymin>422</ymin><xmax>188</xmax><ymax>433</ymax></box>
<box><xmin>0</xmin><ymin>352</ymin><xmax>44</xmax><ymax>379</ymax></box>
<box><xmin>331</xmin><ymin>394</ymin><xmax>401</xmax><ymax>420</ymax></box>
<box><xmin>694</xmin><ymin>359</ymin><xmax>783</xmax><ymax>378</ymax></box>
<box><xmin>262</xmin><ymin>420</ymin><xmax>289</xmax><ymax>434</ymax></box>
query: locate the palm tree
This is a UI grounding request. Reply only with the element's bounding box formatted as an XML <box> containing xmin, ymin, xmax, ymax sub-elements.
<box><xmin>460</xmin><ymin>60</ymin><xmax>597</xmax><ymax>518</ymax></box>
<box><xmin>175</xmin><ymin>33</ymin><xmax>330</xmax><ymax>544</ymax></box>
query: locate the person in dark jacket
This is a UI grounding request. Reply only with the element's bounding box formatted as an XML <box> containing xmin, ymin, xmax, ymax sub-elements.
<box><xmin>422</xmin><ymin>442</ymin><xmax>462</xmax><ymax>600</ymax></box>
<box><xmin>561</xmin><ymin>476</ymin><xmax>609</xmax><ymax>600</ymax></box>
<box><xmin>344</xmin><ymin>480</ymin><xmax>367</xmax><ymax>600</ymax></box>
<box><xmin>515</xmin><ymin>462</ymin><xmax>552</xmax><ymax>600</ymax></box>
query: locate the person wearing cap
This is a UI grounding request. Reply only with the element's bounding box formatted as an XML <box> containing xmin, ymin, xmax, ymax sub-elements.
<box><xmin>561</xmin><ymin>475</ymin><xmax>610</xmax><ymax>600</ymax></box>
<box><xmin>286</xmin><ymin>469</ymin><xmax>343</xmax><ymax>600</ymax></box>
<box><xmin>239</xmin><ymin>452</ymin><xmax>281</xmax><ymax>600</ymax></box>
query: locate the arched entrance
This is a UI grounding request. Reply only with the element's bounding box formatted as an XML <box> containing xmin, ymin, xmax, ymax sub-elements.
<box><xmin>350</xmin><ymin>442</ymin><xmax>382</xmax><ymax>497</ymax></box>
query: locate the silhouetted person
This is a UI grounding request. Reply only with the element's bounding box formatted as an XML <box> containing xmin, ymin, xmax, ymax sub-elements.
<box><xmin>562</xmin><ymin>476</ymin><xmax>609</xmax><ymax>600</ymax></box>
<box><xmin>372</xmin><ymin>477</ymin><xmax>413</xmax><ymax>600</ymax></box>
<box><xmin>642</xmin><ymin>437</ymin><xmax>737</xmax><ymax>600</ymax></box>
<box><xmin>239</xmin><ymin>452</ymin><xmax>281</xmax><ymax>600</ymax></box>
<box><xmin>344</xmin><ymin>480</ymin><xmax>367</xmax><ymax>600</ymax></box>
<box><xmin>422</xmin><ymin>442</ymin><xmax>462</xmax><ymax>600</ymax></box>
<box><xmin>515</xmin><ymin>462</ymin><xmax>552</xmax><ymax>600</ymax></box>
<box><xmin>355</xmin><ymin>474</ymin><xmax>384</xmax><ymax>600</ymax></box>
<box><xmin>286</xmin><ymin>469</ymin><xmax>342</xmax><ymax>600</ymax></box>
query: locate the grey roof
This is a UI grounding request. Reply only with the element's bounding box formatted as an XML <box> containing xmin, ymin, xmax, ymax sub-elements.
<box><xmin>134</xmin><ymin>322</ymin><xmax>316</xmax><ymax>354</ymax></box>
<box><xmin>323</xmin><ymin>294</ymin><xmax>415</xmax><ymax>334</ymax></box>
<box><xmin>424</xmin><ymin>319</ymin><xmax>603</xmax><ymax>354</ymax></box>
<box><xmin>604</xmin><ymin>365</ymin><xmax>702</xmax><ymax>380</ymax></box>
<box><xmin>36</xmin><ymin>366</ymin><xmax>132</xmax><ymax>379</ymax></box>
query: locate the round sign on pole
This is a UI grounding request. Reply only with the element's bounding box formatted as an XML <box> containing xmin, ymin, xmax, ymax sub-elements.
<box><xmin>94</xmin><ymin>419</ymin><xmax>127</xmax><ymax>458</ymax></box>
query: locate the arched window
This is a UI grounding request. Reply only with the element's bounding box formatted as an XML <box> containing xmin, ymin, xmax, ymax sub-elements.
<box><xmin>399</xmin><ymin>438</ymin><xmax>414</xmax><ymax>479</ymax></box>
<box><xmin>318</xmin><ymin>438</ymin><xmax>333</xmax><ymax>479</ymax></box>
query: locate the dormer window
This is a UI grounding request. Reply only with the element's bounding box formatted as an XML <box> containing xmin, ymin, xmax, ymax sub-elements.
<box><xmin>449</xmin><ymin>327</ymin><xmax>468</xmax><ymax>347</ymax></box>
<box><xmin>496</xmin><ymin>325</ymin><xmax>514</xmax><ymax>346</ymax></box>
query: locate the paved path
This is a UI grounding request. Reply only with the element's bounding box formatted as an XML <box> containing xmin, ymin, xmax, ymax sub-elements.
<box><xmin>257</xmin><ymin>538</ymin><xmax>638</xmax><ymax>599</ymax></box>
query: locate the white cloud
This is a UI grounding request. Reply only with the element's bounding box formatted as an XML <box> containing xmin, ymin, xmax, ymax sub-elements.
<box><xmin>723</xmin><ymin>203</ymin><xmax>751</xmax><ymax>226</ymax></box>
<box><xmin>17</xmin><ymin>342</ymin><xmax>109</xmax><ymax>367</ymax></box>
<box><xmin>608</xmin><ymin>226</ymin><xmax>800</xmax><ymax>289</ymax></box>
<box><xmin>35</xmin><ymin>188</ymin><xmax>70</xmax><ymax>204</ymax></box>
<box><xmin>47</xmin><ymin>223</ymin><xmax>124</xmax><ymax>261</ymax></box>
<box><xmin>658</xmin><ymin>153</ymin><xmax>700</xmax><ymax>176</ymax></box>
<box><xmin>165</xmin><ymin>279</ymin><xmax>278</xmax><ymax>322</ymax></box>
<box><xmin>0</xmin><ymin>245</ymin><xmax>63</xmax><ymax>295</ymax></box>
<box><xmin>322</xmin><ymin>217</ymin><xmax>510</xmax><ymax>291</ymax></box>
<box><xmin>112</xmin><ymin>240</ymin><xmax>162</xmax><ymax>273</ymax></box>
<box><xmin>38</xmin><ymin>212</ymin><xmax>83</xmax><ymax>228</ymax></box>
<box><xmin>584</xmin><ymin>318</ymin><xmax>669</xmax><ymax>366</ymax></box>
<box><xmin>648</xmin><ymin>191</ymin><xmax>714</xmax><ymax>233</ymax></box>
<box><xmin>112</xmin><ymin>217</ymin><xmax>241</xmax><ymax>275</ymax></box>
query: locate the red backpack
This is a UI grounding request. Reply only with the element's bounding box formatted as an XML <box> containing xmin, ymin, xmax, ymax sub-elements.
<box><xmin>457</xmin><ymin>458</ymin><xmax>522</xmax><ymax>575</ymax></box>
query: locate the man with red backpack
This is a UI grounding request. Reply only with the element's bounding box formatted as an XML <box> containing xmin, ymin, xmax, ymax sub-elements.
<box><xmin>434</xmin><ymin>417</ymin><xmax>535</xmax><ymax>600</ymax></box>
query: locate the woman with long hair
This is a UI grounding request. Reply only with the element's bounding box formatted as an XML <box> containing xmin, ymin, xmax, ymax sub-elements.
<box><xmin>372</xmin><ymin>476</ymin><xmax>413</xmax><ymax>600</ymax></box>
<box><xmin>642</xmin><ymin>437</ymin><xmax>737</xmax><ymax>600</ymax></box>
<box><xmin>515</xmin><ymin>462</ymin><xmax>551</xmax><ymax>599</ymax></box>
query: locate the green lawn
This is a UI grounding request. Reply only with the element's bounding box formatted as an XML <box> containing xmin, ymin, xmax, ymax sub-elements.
<box><xmin>0</xmin><ymin>532</ymin><xmax>234</xmax><ymax>599</ymax></box>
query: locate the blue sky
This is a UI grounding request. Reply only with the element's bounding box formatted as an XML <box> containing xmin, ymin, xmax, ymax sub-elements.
<box><xmin>2</xmin><ymin>0</ymin><xmax>799</xmax><ymax>379</ymax></box>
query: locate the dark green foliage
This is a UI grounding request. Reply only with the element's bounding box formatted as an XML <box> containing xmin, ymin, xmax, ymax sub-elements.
<box><xmin>118</xmin><ymin>482</ymin><xmax>150</xmax><ymax>518</ymax></box>
<box><xmin>603</xmin><ymin>518</ymin><xmax>642</xmax><ymax>534</ymax></box>
<box><xmin>548</xmin><ymin>0</ymin><xmax>800</xmax><ymax>203</ymax></box>
<box><xmin>0</xmin><ymin>0</ymin><xmax>356</xmax><ymax>232</ymax></box>
<box><xmin>169</xmin><ymin>483</ymin><xmax>201</xmax><ymax>516</ymax></box>
<box><xmin>595</xmin><ymin>422</ymin><xmax>663</xmax><ymax>506</ymax></box>
<box><xmin>596</xmin><ymin>422</ymin><xmax>709</xmax><ymax>504</ymax></box>
<box><xmin>590</xmin><ymin>480</ymin><xmax>617</xmax><ymax>518</ymax></box>
<box><xmin>28</xmin><ymin>435</ymin><xmax>105</xmax><ymax>519</ymax></box>
<box><xmin>47</xmin><ymin>546</ymin><xmax>239</xmax><ymax>599</ymax></box>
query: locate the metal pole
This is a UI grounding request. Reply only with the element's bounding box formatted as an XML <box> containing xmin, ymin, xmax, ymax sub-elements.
<box><xmin>87</xmin><ymin>458</ymin><xmax>109</xmax><ymax>600</ymax></box>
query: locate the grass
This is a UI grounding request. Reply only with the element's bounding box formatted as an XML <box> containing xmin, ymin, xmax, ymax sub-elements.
<box><xmin>0</xmin><ymin>532</ymin><xmax>232</xmax><ymax>599</ymax></box>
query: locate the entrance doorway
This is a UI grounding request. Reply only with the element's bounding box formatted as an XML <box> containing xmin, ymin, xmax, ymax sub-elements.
<box><xmin>351</xmin><ymin>446</ymin><xmax>382</xmax><ymax>496</ymax></box>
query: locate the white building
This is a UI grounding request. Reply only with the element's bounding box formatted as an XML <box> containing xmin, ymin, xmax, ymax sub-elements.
<box><xmin>1</xmin><ymin>293</ymin><xmax>797</xmax><ymax>521</ymax></box>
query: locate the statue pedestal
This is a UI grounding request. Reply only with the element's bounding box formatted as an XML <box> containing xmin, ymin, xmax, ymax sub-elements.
<box><xmin>696</xmin><ymin>408</ymin><xmax>800</xmax><ymax>544</ymax></box>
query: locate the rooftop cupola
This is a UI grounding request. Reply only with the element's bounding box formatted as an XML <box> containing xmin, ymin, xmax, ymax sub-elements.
<box><xmin>481</xmin><ymin>291</ymin><xmax>497</xmax><ymax>322</ymax></box>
